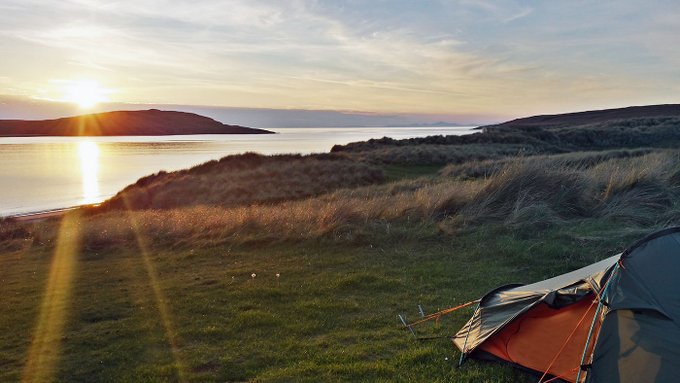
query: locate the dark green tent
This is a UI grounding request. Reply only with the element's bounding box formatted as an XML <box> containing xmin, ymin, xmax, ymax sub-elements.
<box><xmin>451</xmin><ymin>227</ymin><xmax>680</xmax><ymax>382</ymax></box>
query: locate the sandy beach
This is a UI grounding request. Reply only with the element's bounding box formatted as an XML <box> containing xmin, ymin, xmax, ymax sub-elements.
<box><xmin>11</xmin><ymin>208</ymin><xmax>72</xmax><ymax>222</ymax></box>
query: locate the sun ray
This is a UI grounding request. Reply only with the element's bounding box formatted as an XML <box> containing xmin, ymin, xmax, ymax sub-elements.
<box><xmin>121</xmin><ymin>197</ymin><xmax>187</xmax><ymax>382</ymax></box>
<box><xmin>22</xmin><ymin>211</ymin><xmax>82</xmax><ymax>383</ymax></box>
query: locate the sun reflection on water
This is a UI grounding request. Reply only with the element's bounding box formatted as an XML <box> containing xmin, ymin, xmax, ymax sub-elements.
<box><xmin>78</xmin><ymin>141</ymin><xmax>100</xmax><ymax>204</ymax></box>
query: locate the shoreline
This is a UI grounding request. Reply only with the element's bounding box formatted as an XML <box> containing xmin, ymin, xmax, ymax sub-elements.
<box><xmin>8</xmin><ymin>207</ymin><xmax>76</xmax><ymax>222</ymax></box>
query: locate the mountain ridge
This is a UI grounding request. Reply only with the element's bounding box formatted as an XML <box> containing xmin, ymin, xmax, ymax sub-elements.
<box><xmin>482</xmin><ymin>104</ymin><xmax>680</xmax><ymax>130</ymax></box>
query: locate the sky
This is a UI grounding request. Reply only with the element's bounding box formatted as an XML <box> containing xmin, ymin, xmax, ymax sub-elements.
<box><xmin>1</xmin><ymin>0</ymin><xmax>680</xmax><ymax>124</ymax></box>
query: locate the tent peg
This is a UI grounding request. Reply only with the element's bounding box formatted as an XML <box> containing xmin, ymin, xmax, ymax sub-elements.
<box><xmin>398</xmin><ymin>314</ymin><xmax>417</xmax><ymax>337</ymax></box>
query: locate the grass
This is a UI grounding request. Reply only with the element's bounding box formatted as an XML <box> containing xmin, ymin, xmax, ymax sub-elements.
<box><xmin>337</xmin><ymin>143</ymin><xmax>545</xmax><ymax>165</ymax></box>
<box><xmin>4</xmin><ymin>138</ymin><xmax>680</xmax><ymax>380</ymax></box>
<box><xmin>1</xmin><ymin>217</ymin><xmax>644</xmax><ymax>382</ymax></box>
<box><xmin>332</xmin><ymin>116</ymin><xmax>680</xmax><ymax>165</ymax></box>
<box><xmin>41</xmin><ymin>150</ymin><xmax>676</xmax><ymax>250</ymax></box>
<box><xmin>383</xmin><ymin>164</ymin><xmax>443</xmax><ymax>182</ymax></box>
<box><xmin>99</xmin><ymin>153</ymin><xmax>384</xmax><ymax>211</ymax></box>
<box><xmin>439</xmin><ymin>148</ymin><xmax>654</xmax><ymax>179</ymax></box>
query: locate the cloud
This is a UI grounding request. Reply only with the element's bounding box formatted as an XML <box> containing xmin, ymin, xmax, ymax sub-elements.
<box><xmin>0</xmin><ymin>0</ymin><xmax>679</xmax><ymax>117</ymax></box>
<box><xmin>502</xmin><ymin>7</ymin><xmax>533</xmax><ymax>23</ymax></box>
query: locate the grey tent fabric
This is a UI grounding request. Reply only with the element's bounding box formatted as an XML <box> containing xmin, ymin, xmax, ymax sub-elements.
<box><xmin>586</xmin><ymin>309</ymin><xmax>680</xmax><ymax>383</ymax></box>
<box><xmin>452</xmin><ymin>227</ymin><xmax>680</xmax><ymax>383</ymax></box>
<box><xmin>585</xmin><ymin>229</ymin><xmax>680</xmax><ymax>382</ymax></box>
<box><xmin>606</xmin><ymin>231</ymin><xmax>680</xmax><ymax>322</ymax></box>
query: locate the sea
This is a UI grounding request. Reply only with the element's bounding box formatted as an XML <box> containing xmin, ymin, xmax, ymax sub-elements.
<box><xmin>0</xmin><ymin>126</ymin><xmax>475</xmax><ymax>216</ymax></box>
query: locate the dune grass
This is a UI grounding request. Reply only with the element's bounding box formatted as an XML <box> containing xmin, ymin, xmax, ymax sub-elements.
<box><xmin>336</xmin><ymin>143</ymin><xmax>544</xmax><ymax>165</ymax></box>
<box><xmin>99</xmin><ymin>153</ymin><xmax>384</xmax><ymax>211</ymax></box>
<box><xmin>24</xmin><ymin>150</ymin><xmax>674</xmax><ymax>250</ymax></box>
<box><xmin>3</xmin><ymin>148</ymin><xmax>680</xmax><ymax>381</ymax></box>
<box><xmin>333</xmin><ymin>116</ymin><xmax>680</xmax><ymax>155</ymax></box>
<box><xmin>439</xmin><ymin>148</ymin><xmax>654</xmax><ymax>179</ymax></box>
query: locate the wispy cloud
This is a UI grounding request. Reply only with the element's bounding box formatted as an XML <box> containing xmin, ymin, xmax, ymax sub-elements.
<box><xmin>0</xmin><ymin>0</ymin><xmax>679</xmax><ymax>117</ymax></box>
<box><xmin>502</xmin><ymin>7</ymin><xmax>533</xmax><ymax>23</ymax></box>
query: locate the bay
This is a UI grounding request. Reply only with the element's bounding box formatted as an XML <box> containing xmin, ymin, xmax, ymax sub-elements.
<box><xmin>0</xmin><ymin>126</ymin><xmax>474</xmax><ymax>216</ymax></box>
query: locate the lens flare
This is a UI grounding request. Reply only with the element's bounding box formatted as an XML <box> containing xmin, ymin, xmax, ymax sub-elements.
<box><xmin>121</xmin><ymin>197</ymin><xmax>187</xmax><ymax>382</ymax></box>
<box><xmin>22</xmin><ymin>211</ymin><xmax>82</xmax><ymax>383</ymax></box>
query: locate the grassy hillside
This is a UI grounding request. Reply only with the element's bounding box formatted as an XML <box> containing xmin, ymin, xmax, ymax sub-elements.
<box><xmin>484</xmin><ymin>103</ymin><xmax>680</xmax><ymax>129</ymax></box>
<box><xmin>3</xmin><ymin>109</ymin><xmax>680</xmax><ymax>382</ymax></box>
<box><xmin>332</xmin><ymin>112</ymin><xmax>680</xmax><ymax>164</ymax></box>
<box><xmin>98</xmin><ymin>153</ymin><xmax>384</xmax><ymax>211</ymax></box>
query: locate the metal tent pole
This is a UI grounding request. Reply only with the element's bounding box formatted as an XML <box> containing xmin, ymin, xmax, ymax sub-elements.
<box><xmin>575</xmin><ymin>263</ymin><xmax>620</xmax><ymax>383</ymax></box>
<box><xmin>458</xmin><ymin>303</ymin><xmax>480</xmax><ymax>367</ymax></box>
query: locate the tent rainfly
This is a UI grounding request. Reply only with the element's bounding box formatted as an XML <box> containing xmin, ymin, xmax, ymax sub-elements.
<box><xmin>409</xmin><ymin>227</ymin><xmax>680</xmax><ymax>382</ymax></box>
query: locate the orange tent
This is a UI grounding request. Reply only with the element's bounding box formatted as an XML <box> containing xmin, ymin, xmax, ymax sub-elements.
<box><xmin>450</xmin><ymin>227</ymin><xmax>680</xmax><ymax>382</ymax></box>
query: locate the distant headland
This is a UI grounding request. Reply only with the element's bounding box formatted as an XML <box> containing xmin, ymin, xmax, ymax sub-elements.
<box><xmin>0</xmin><ymin>109</ymin><xmax>273</xmax><ymax>136</ymax></box>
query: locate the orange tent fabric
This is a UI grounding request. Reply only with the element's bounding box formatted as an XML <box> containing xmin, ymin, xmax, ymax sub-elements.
<box><xmin>479</xmin><ymin>297</ymin><xmax>601</xmax><ymax>382</ymax></box>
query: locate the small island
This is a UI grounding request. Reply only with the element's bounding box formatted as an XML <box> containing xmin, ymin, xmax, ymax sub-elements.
<box><xmin>0</xmin><ymin>109</ymin><xmax>273</xmax><ymax>136</ymax></box>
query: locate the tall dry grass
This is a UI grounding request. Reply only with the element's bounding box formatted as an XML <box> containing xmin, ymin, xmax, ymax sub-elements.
<box><xmin>443</xmin><ymin>150</ymin><xmax>680</xmax><ymax>231</ymax></box>
<box><xmin>9</xmin><ymin>150</ymin><xmax>680</xmax><ymax>251</ymax></box>
<box><xmin>83</xmin><ymin>178</ymin><xmax>485</xmax><ymax>249</ymax></box>
<box><xmin>337</xmin><ymin>143</ymin><xmax>543</xmax><ymax>165</ymax></box>
<box><xmin>99</xmin><ymin>153</ymin><xmax>384</xmax><ymax>211</ymax></box>
<box><xmin>440</xmin><ymin>149</ymin><xmax>654</xmax><ymax>179</ymax></box>
<box><xmin>11</xmin><ymin>177</ymin><xmax>483</xmax><ymax>250</ymax></box>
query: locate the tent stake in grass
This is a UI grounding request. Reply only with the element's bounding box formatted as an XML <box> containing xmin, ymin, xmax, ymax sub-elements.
<box><xmin>398</xmin><ymin>314</ymin><xmax>416</xmax><ymax>337</ymax></box>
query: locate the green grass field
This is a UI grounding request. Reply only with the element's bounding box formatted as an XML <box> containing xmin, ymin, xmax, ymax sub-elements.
<box><xmin>0</xmin><ymin>213</ymin><xmax>649</xmax><ymax>382</ymax></box>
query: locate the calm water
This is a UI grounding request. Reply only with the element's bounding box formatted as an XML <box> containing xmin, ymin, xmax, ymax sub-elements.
<box><xmin>0</xmin><ymin>127</ymin><xmax>474</xmax><ymax>216</ymax></box>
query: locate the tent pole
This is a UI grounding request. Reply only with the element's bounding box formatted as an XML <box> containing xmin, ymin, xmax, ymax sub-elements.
<box><xmin>458</xmin><ymin>303</ymin><xmax>480</xmax><ymax>367</ymax></box>
<box><xmin>575</xmin><ymin>263</ymin><xmax>619</xmax><ymax>383</ymax></box>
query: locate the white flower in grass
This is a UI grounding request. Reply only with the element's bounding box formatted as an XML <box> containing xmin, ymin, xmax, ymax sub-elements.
<box><xmin>251</xmin><ymin>273</ymin><xmax>257</xmax><ymax>278</ymax></box>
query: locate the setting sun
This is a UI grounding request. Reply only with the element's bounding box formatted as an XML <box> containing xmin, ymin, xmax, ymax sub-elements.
<box><xmin>63</xmin><ymin>80</ymin><xmax>110</xmax><ymax>109</ymax></box>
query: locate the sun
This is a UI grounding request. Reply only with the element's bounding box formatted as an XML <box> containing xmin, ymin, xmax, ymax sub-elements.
<box><xmin>63</xmin><ymin>80</ymin><xmax>110</xmax><ymax>109</ymax></box>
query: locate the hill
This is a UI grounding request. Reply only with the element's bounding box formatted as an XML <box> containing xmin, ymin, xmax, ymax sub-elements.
<box><xmin>331</xmin><ymin>104</ymin><xmax>680</xmax><ymax>164</ymax></box>
<box><xmin>0</xmin><ymin>109</ymin><xmax>273</xmax><ymax>136</ymax></box>
<box><xmin>98</xmin><ymin>153</ymin><xmax>384</xmax><ymax>211</ymax></box>
<box><xmin>482</xmin><ymin>103</ymin><xmax>680</xmax><ymax>129</ymax></box>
